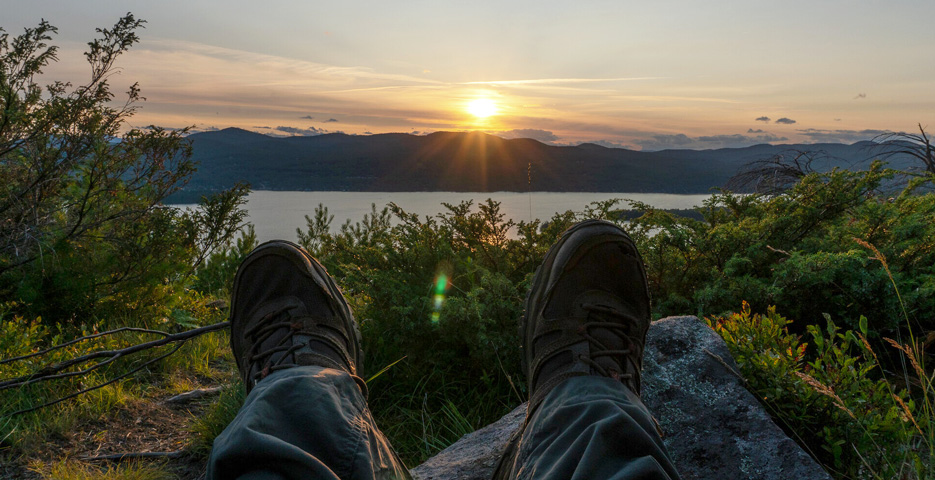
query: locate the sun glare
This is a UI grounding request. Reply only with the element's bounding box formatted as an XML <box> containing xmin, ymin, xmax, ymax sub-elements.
<box><xmin>467</xmin><ymin>98</ymin><xmax>498</xmax><ymax>118</ymax></box>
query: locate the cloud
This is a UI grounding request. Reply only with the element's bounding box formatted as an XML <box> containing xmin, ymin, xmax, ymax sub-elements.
<box><xmin>637</xmin><ymin>132</ymin><xmax>788</xmax><ymax>150</ymax></box>
<box><xmin>464</xmin><ymin>77</ymin><xmax>664</xmax><ymax>86</ymax></box>
<box><xmin>324</xmin><ymin>118</ymin><xmax>339</xmax><ymax>123</ymax></box>
<box><xmin>854</xmin><ymin>93</ymin><xmax>866</xmax><ymax>99</ymax></box>
<box><xmin>775</xmin><ymin>117</ymin><xmax>797</xmax><ymax>125</ymax></box>
<box><xmin>698</xmin><ymin>134</ymin><xmax>788</xmax><ymax>143</ymax></box>
<box><xmin>755</xmin><ymin>116</ymin><xmax>771</xmax><ymax>122</ymax></box>
<box><xmin>273</xmin><ymin>125</ymin><xmax>327</xmax><ymax>136</ymax></box>
<box><xmin>364</xmin><ymin>131</ymin><xmax>373</xmax><ymax>135</ymax></box>
<box><xmin>299</xmin><ymin>115</ymin><xmax>315</xmax><ymax>119</ymax></box>
<box><xmin>834</xmin><ymin>118</ymin><xmax>842</xmax><ymax>122</ymax></box>
<box><xmin>636</xmin><ymin>134</ymin><xmax>694</xmax><ymax>150</ymax></box>
<box><xmin>494</xmin><ymin>128</ymin><xmax>560</xmax><ymax>143</ymax></box>
<box><xmin>797</xmin><ymin>128</ymin><xmax>888</xmax><ymax>143</ymax></box>
<box><xmin>747</xmin><ymin>128</ymin><xmax>765</xmax><ymax>134</ymax></box>
<box><xmin>253</xmin><ymin>126</ymin><xmax>271</xmax><ymax>129</ymax></box>
<box><xmin>580</xmin><ymin>139</ymin><xmax>633</xmax><ymax>149</ymax></box>
<box><xmin>189</xmin><ymin>126</ymin><xmax>220</xmax><ymax>134</ymax></box>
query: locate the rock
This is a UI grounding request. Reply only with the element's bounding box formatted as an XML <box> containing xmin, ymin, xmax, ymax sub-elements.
<box><xmin>642</xmin><ymin>316</ymin><xmax>830</xmax><ymax>479</ymax></box>
<box><xmin>411</xmin><ymin>316</ymin><xmax>830</xmax><ymax>480</ymax></box>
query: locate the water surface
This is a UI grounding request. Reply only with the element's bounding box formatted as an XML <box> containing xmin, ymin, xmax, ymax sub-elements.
<box><xmin>182</xmin><ymin>191</ymin><xmax>711</xmax><ymax>242</ymax></box>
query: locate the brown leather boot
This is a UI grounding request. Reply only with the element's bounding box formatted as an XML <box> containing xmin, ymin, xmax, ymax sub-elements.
<box><xmin>229</xmin><ymin>240</ymin><xmax>362</xmax><ymax>393</ymax></box>
<box><xmin>521</xmin><ymin>219</ymin><xmax>651</xmax><ymax>415</ymax></box>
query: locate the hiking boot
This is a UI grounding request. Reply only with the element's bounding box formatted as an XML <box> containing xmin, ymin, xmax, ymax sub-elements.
<box><xmin>229</xmin><ymin>240</ymin><xmax>362</xmax><ymax>394</ymax></box>
<box><xmin>522</xmin><ymin>219</ymin><xmax>651</xmax><ymax>414</ymax></box>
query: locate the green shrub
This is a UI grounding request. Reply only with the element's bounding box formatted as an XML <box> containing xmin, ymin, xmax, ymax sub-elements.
<box><xmin>711</xmin><ymin>303</ymin><xmax>928</xmax><ymax>479</ymax></box>
<box><xmin>0</xmin><ymin>15</ymin><xmax>249</xmax><ymax>322</ymax></box>
<box><xmin>631</xmin><ymin>165</ymin><xmax>935</xmax><ymax>337</ymax></box>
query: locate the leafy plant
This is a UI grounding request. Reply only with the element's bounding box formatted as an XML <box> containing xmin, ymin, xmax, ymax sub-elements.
<box><xmin>630</xmin><ymin>164</ymin><xmax>935</xmax><ymax>338</ymax></box>
<box><xmin>710</xmin><ymin>304</ymin><xmax>928</xmax><ymax>479</ymax></box>
<box><xmin>0</xmin><ymin>15</ymin><xmax>249</xmax><ymax>321</ymax></box>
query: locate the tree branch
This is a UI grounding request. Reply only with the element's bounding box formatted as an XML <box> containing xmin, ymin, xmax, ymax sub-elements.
<box><xmin>2</xmin><ymin>341</ymin><xmax>183</xmax><ymax>418</ymax></box>
<box><xmin>0</xmin><ymin>321</ymin><xmax>229</xmax><ymax>391</ymax></box>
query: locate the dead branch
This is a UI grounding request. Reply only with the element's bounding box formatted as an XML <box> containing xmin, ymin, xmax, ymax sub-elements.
<box><xmin>0</xmin><ymin>321</ymin><xmax>229</xmax><ymax>418</ymax></box>
<box><xmin>724</xmin><ymin>150</ymin><xmax>824</xmax><ymax>194</ymax></box>
<box><xmin>0</xmin><ymin>326</ymin><xmax>171</xmax><ymax>366</ymax></box>
<box><xmin>81</xmin><ymin>450</ymin><xmax>185</xmax><ymax>461</ymax></box>
<box><xmin>3</xmin><ymin>342</ymin><xmax>185</xmax><ymax>418</ymax></box>
<box><xmin>0</xmin><ymin>321</ymin><xmax>229</xmax><ymax>391</ymax></box>
<box><xmin>163</xmin><ymin>386</ymin><xmax>224</xmax><ymax>405</ymax></box>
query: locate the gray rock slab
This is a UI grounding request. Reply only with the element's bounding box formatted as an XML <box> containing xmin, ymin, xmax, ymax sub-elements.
<box><xmin>412</xmin><ymin>316</ymin><xmax>830</xmax><ymax>480</ymax></box>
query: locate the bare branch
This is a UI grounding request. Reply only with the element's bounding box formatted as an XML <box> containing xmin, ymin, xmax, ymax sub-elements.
<box><xmin>0</xmin><ymin>326</ymin><xmax>171</xmax><ymax>366</ymax></box>
<box><xmin>81</xmin><ymin>450</ymin><xmax>185</xmax><ymax>462</ymax></box>
<box><xmin>163</xmin><ymin>386</ymin><xmax>224</xmax><ymax>405</ymax></box>
<box><xmin>0</xmin><ymin>321</ymin><xmax>229</xmax><ymax>391</ymax></box>
<box><xmin>2</xmin><ymin>341</ymin><xmax>183</xmax><ymax>418</ymax></box>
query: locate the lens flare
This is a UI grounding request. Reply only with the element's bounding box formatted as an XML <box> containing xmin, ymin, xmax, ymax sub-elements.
<box><xmin>431</xmin><ymin>273</ymin><xmax>449</xmax><ymax>322</ymax></box>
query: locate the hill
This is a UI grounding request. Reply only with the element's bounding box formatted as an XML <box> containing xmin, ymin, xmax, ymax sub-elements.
<box><xmin>171</xmin><ymin>128</ymin><xmax>912</xmax><ymax>199</ymax></box>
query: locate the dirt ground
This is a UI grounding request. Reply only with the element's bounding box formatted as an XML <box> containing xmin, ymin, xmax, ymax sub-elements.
<box><xmin>2</xmin><ymin>390</ymin><xmax>218</xmax><ymax>480</ymax></box>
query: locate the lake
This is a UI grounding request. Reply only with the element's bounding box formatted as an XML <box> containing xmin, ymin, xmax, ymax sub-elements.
<box><xmin>178</xmin><ymin>191</ymin><xmax>712</xmax><ymax>242</ymax></box>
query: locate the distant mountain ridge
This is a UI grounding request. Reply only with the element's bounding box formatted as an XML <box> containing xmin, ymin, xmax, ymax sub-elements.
<box><xmin>173</xmin><ymin>128</ymin><xmax>911</xmax><ymax>198</ymax></box>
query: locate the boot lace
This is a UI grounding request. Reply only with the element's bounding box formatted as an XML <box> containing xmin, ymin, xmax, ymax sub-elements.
<box><xmin>576</xmin><ymin>303</ymin><xmax>643</xmax><ymax>384</ymax></box>
<box><xmin>244</xmin><ymin>308</ymin><xmax>308</xmax><ymax>382</ymax></box>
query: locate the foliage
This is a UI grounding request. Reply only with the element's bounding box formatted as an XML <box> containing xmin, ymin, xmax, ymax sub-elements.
<box><xmin>628</xmin><ymin>163</ymin><xmax>935</xmax><ymax>337</ymax></box>
<box><xmin>0</xmin><ymin>15</ymin><xmax>249</xmax><ymax>321</ymax></box>
<box><xmin>191</xmin><ymin>225</ymin><xmax>258</xmax><ymax>295</ymax></box>
<box><xmin>710</xmin><ymin>303</ymin><xmax>930</xmax><ymax>479</ymax></box>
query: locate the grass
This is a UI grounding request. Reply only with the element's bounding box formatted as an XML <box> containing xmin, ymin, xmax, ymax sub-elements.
<box><xmin>188</xmin><ymin>382</ymin><xmax>244</xmax><ymax>458</ymax></box>
<box><xmin>32</xmin><ymin>459</ymin><xmax>176</xmax><ymax>480</ymax></box>
<box><xmin>366</xmin><ymin>362</ymin><xmax>518</xmax><ymax>465</ymax></box>
<box><xmin>0</xmin><ymin>293</ymin><xmax>237</xmax><ymax>479</ymax></box>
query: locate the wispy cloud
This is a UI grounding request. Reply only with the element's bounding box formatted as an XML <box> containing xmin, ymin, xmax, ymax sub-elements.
<box><xmin>463</xmin><ymin>77</ymin><xmax>664</xmax><ymax>85</ymax></box>
<box><xmin>637</xmin><ymin>132</ymin><xmax>788</xmax><ymax>150</ymax></box>
<box><xmin>797</xmin><ymin>128</ymin><xmax>888</xmax><ymax>143</ymax></box>
<box><xmin>273</xmin><ymin>125</ymin><xmax>328</xmax><ymax>136</ymax></box>
<box><xmin>579</xmin><ymin>139</ymin><xmax>633</xmax><ymax>149</ymax></box>
<box><xmin>493</xmin><ymin>128</ymin><xmax>560</xmax><ymax>143</ymax></box>
<box><xmin>775</xmin><ymin>117</ymin><xmax>797</xmax><ymax>125</ymax></box>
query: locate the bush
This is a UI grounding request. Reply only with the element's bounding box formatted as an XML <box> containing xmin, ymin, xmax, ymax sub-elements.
<box><xmin>630</xmin><ymin>164</ymin><xmax>935</xmax><ymax>337</ymax></box>
<box><xmin>711</xmin><ymin>303</ymin><xmax>929</xmax><ymax>479</ymax></box>
<box><xmin>0</xmin><ymin>15</ymin><xmax>249</xmax><ymax>322</ymax></box>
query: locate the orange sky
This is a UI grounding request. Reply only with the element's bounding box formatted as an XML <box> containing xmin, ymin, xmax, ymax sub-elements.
<box><xmin>4</xmin><ymin>0</ymin><xmax>935</xmax><ymax>149</ymax></box>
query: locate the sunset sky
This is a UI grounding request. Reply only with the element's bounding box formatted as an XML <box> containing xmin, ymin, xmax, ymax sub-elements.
<box><xmin>4</xmin><ymin>0</ymin><xmax>934</xmax><ymax>150</ymax></box>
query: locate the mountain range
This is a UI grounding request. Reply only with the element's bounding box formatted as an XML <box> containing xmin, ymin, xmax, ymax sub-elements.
<box><xmin>169</xmin><ymin>127</ymin><xmax>913</xmax><ymax>200</ymax></box>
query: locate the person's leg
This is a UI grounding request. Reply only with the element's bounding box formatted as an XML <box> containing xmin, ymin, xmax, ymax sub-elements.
<box><xmin>206</xmin><ymin>240</ymin><xmax>410</xmax><ymax>480</ymax></box>
<box><xmin>493</xmin><ymin>220</ymin><xmax>680</xmax><ymax>480</ymax></box>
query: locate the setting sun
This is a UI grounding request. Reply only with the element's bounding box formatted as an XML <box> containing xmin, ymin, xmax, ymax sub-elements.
<box><xmin>467</xmin><ymin>98</ymin><xmax>498</xmax><ymax>118</ymax></box>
